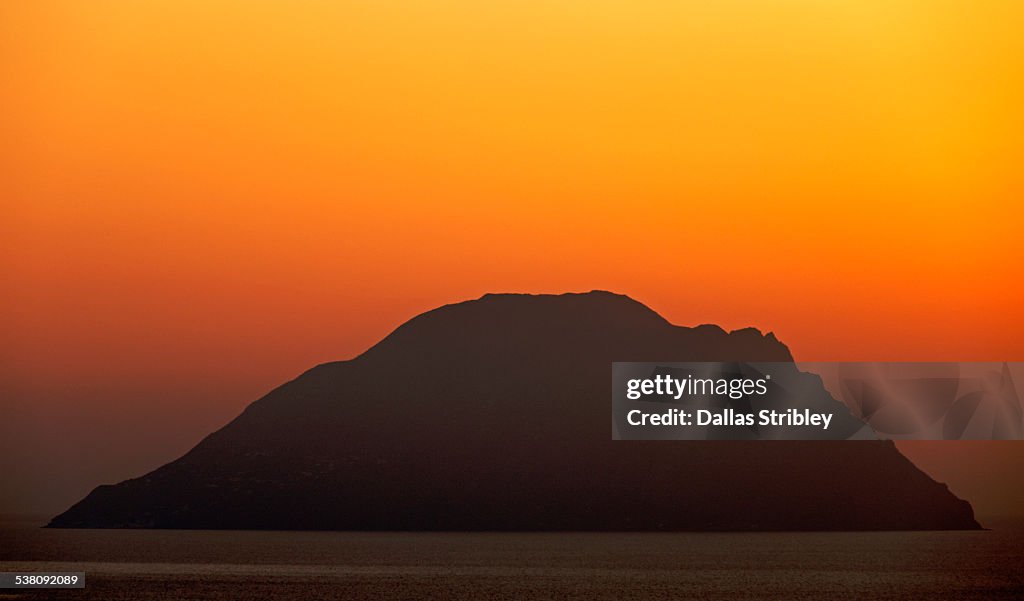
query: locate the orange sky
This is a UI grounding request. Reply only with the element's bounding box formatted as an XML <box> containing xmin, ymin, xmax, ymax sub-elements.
<box><xmin>2</xmin><ymin>1</ymin><xmax>1023</xmax><ymax>517</ymax></box>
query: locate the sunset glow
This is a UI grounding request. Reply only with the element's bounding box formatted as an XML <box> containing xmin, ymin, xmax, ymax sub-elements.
<box><xmin>2</xmin><ymin>1</ymin><xmax>1022</xmax><ymax>515</ymax></box>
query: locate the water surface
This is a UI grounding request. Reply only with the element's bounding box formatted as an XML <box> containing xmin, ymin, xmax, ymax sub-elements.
<box><xmin>1</xmin><ymin>516</ymin><xmax>1021</xmax><ymax>600</ymax></box>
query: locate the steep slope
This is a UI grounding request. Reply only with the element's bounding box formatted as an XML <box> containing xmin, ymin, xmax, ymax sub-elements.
<box><xmin>49</xmin><ymin>291</ymin><xmax>979</xmax><ymax>530</ymax></box>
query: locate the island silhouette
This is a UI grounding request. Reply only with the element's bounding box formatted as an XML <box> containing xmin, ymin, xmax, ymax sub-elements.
<box><xmin>49</xmin><ymin>291</ymin><xmax>979</xmax><ymax>531</ymax></box>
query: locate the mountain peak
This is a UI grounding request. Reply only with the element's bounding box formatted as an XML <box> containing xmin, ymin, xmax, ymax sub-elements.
<box><xmin>356</xmin><ymin>290</ymin><xmax>790</xmax><ymax>365</ymax></box>
<box><xmin>49</xmin><ymin>293</ymin><xmax>978</xmax><ymax>531</ymax></box>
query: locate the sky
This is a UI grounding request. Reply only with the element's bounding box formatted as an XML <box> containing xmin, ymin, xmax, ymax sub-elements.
<box><xmin>2</xmin><ymin>1</ymin><xmax>1023</xmax><ymax>518</ymax></box>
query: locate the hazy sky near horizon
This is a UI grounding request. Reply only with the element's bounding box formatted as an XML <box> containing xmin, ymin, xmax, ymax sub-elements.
<box><xmin>2</xmin><ymin>1</ymin><xmax>1023</xmax><ymax>517</ymax></box>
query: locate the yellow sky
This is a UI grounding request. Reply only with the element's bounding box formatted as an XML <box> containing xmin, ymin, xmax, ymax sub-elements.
<box><xmin>1</xmin><ymin>1</ymin><xmax>1023</xmax><ymax>516</ymax></box>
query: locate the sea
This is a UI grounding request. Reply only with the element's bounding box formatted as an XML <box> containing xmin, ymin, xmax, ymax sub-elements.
<box><xmin>1</xmin><ymin>515</ymin><xmax>1021</xmax><ymax>600</ymax></box>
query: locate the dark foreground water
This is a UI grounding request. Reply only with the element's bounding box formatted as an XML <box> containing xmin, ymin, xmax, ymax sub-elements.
<box><xmin>1</xmin><ymin>516</ymin><xmax>1021</xmax><ymax>600</ymax></box>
